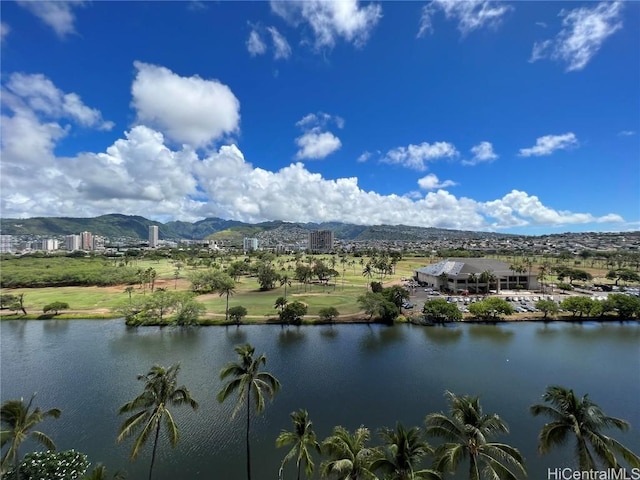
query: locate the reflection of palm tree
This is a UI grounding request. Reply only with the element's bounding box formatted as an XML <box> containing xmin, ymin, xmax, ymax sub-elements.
<box><xmin>276</xmin><ymin>409</ymin><xmax>321</xmax><ymax>480</ymax></box>
<box><xmin>117</xmin><ymin>364</ymin><xmax>198</xmax><ymax>480</ymax></box>
<box><xmin>426</xmin><ymin>391</ymin><xmax>526</xmax><ymax>480</ymax></box>
<box><xmin>218</xmin><ymin>344</ymin><xmax>280</xmax><ymax>480</ymax></box>
<box><xmin>530</xmin><ymin>385</ymin><xmax>640</xmax><ymax>470</ymax></box>
<box><xmin>371</xmin><ymin>422</ymin><xmax>439</xmax><ymax>480</ymax></box>
<box><xmin>1</xmin><ymin>394</ymin><xmax>61</xmax><ymax>476</ymax></box>
<box><xmin>321</xmin><ymin>426</ymin><xmax>379</xmax><ymax>479</ymax></box>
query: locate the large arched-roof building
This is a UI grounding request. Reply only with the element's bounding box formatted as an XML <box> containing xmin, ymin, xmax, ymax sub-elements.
<box><xmin>414</xmin><ymin>258</ymin><xmax>538</xmax><ymax>293</ymax></box>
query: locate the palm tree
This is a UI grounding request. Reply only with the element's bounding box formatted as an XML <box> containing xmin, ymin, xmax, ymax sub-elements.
<box><xmin>217</xmin><ymin>276</ymin><xmax>236</xmax><ymax>323</ymax></box>
<box><xmin>370</xmin><ymin>422</ymin><xmax>440</xmax><ymax>480</ymax></box>
<box><xmin>438</xmin><ymin>272</ymin><xmax>449</xmax><ymax>293</ymax></box>
<box><xmin>537</xmin><ymin>263</ymin><xmax>551</xmax><ymax>294</ymax></box>
<box><xmin>530</xmin><ymin>385</ymin><xmax>640</xmax><ymax>470</ymax></box>
<box><xmin>362</xmin><ymin>263</ymin><xmax>374</xmax><ymax>290</ymax></box>
<box><xmin>124</xmin><ymin>286</ymin><xmax>134</xmax><ymax>304</ymax></box>
<box><xmin>117</xmin><ymin>364</ymin><xmax>198</xmax><ymax>480</ymax></box>
<box><xmin>478</xmin><ymin>271</ymin><xmax>496</xmax><ymax>295</ymax></box>
<box><xmin>321</xmin><ymin>425</ymin><xmax>380</xmax><ymax>479</ymax></box>
<box><xmin>218</xmin><ymin>343</ymin><xmax>280</xmax><ymax>480</ymax></box>
<box><xmin>276</xmin><ymin>409</ymin><xmax>321</xmax><ymax>480</ymax></box>
<box><xmin>467</xmin><ymin>273</ymin><xmax>478</xmax><ymax>294</ymax></box>
<box><xmin>425</xmin><ymin>391</ymin><xmax>526</xmax><ymax>480</ymax></box>
<box><xmin>275</xmin><ymin>296</ymin><xmax>288</xmax><ymax>315</ymax></box>
<box><xmin>83</xmin><ymin>464</ymin><xmax>126</xmax><ymax>480</ymax></box>
<box><xmin>0</xmin><ymin>394</ymin><xmax>61</xmax><ymax>476</ymax></box>
<box><xmin>279</xmin><ymin>273</ymin><xmax>292</xmax><ymax>300</ymax></box>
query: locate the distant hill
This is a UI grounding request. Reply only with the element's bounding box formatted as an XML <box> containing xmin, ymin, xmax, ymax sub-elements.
<box><xmin>0</xmin><ymin>213</ymin><xmax>510</xmax><ymax>242</ymax></box>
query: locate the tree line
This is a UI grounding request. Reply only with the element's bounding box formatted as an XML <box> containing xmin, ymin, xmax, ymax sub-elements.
<box><xmin>3</xmin><ymin>343</ymin><xmax>639</xmax><ymax>480</ymax></box>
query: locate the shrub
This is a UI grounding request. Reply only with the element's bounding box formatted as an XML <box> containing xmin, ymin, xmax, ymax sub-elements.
<box><xmin>43</xmin><ymin>302</ymin><xmax>70</xmax><ymax>315</ymax></box>
<box><xmin>4</xmin><ymin>450</ymin><xmax>89</xmax><ymax>480</ymax></box>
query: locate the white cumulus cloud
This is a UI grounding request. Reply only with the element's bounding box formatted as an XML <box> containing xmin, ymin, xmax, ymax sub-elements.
<box><xmin>519</xmin><ymin>133</ymin><xmax>578</xmax><ymax>157</ymax></box>
<box><xmin>463</xmin><ymin>141</ymin><xmax>498</xmax><ymax>165</ymax></box>
<box><xmin>270</xmin><ymin>0</ymin><xmax>382</xmax><ymax>50</ymax></box>
<box><xmin>0</xmin><ymin>118</ymin><xmax>625</xmax><ymax>230</ymax></box>
<box><xmin>529</xmin><ymin>2</ymin><xmax>624</xmax><ymax>72</ymax></box>
<box><xmin>418</xmin><ymin>0</ymin><xmax>512</xmax><ymax>37</ymax></box>
<box><xmin>4</xmin><ymin>73</ymin><xmax>113</xmax><ymax>130</ymax></box>
<box><xmin>418</xmin><ymin>173</ymin><xmax>457</xmax><ymax>190</ymax></box>
<box><xmin>17</xmin><ymin>0</ymin><xmax>86</xmax><ymax>38</ymax></box>
<box><xmin>482</xmin><ymin>190</ymin><xmax>624</xmax><ymax>227</ymax></box>
<box><xmin>296</xmin><ymin>131</ymin><xmax>342</xmax><ymax>160</ymax></box>
<box><xmin>131</xmin><ymin>61</ymin><xmax>240</xmax><ymax>148</ymax></box>
<box><xmin>382</xmin><ymin>141</ymin><xmax>459</xmax><ymax>171</ymax></box>
<box><xmin>294</xmin><ymin>112</ymin><xmax>343</xmax><ymax>160</ymax></box>
<box><xmin>0</xmin><ymin>65</ymin><xmax>626</xmax><ymax>232</ymax></box>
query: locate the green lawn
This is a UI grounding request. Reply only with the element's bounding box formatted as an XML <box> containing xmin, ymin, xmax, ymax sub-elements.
<box><xmin>0</xmin><ymin>254</ymin><xmax>435</xmax><ymax>319</ymax></box>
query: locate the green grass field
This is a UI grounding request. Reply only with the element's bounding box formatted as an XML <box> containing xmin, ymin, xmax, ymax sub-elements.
<box><xmin>1</xmin><ymin>253</ymin><xmax>629</xmax><ymax>321</ymax></box>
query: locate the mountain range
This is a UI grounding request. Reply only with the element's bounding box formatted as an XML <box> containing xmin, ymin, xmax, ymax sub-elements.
<box><xmin>0</xmin><ymin>214</ymin><xmax>510</xmax><ymax>243</ymax></box>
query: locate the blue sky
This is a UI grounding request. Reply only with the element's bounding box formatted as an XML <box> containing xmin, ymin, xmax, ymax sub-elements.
<box><xmin>1</xmin><ymin>1</ymin><xmax>638</xmax><ymax>234</ymax></box>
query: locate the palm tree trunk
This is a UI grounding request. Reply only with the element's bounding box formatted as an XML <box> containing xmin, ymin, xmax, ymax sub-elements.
<box><xmin>470</xmin><ymin>455</ymin><xmax>480</xmax><ymax>480</ymax></box>
<box><xmin>14</xmin><ymin>445</ymin><xmax>21</xmax><ymax>480</ymax></box>
<box><xmin>149</xmin><ymin>418</ymin><xmax>161</xmax><ymax>480</ymax></box>
<box><xmin>246</xmin><ymin>389</ymin><xmax>252</xmax><ymax>480</ymax></box>
<box><xmin>226</xmin><ymin>292</ymin><xmax>230</xmax><ymax>322</ymax></box>
<box><xmin>297</xmin><ymin>459</ymin><xmax>301</xmax><ymax>480</ymax></box>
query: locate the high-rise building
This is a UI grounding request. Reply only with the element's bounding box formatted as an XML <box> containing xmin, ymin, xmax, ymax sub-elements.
<box><xmin>148</xmin><ymin>225</ymin><xmax>159</xmax><ymax>248</ymax></box>
<box><xmin>243</xmin><ymin>237</ymin><xmax>258</xmax><ymax>253</ymax></box>
<box><xmin>66</xmin><ymin>234</ymin><xmax>81</xmax><ymax>251</ymax></box>
<box><xmin>40</xmin><ymin>239</ymin><xmax>59</xmax><ymax>251</ymax></box>
<box><xmin>81</xmin><ymin>231</ymin><xmax>93</xmax><ymax>250</ymax></box>
<box><xmin>0</xmin><ymin>235</ymin><xmax>14</xmax><ymax>253</ymax></box>
<box><xmin>307</xmin><ymin>230</ymin><xmax>334</xmax><ymax>253</ymax></box>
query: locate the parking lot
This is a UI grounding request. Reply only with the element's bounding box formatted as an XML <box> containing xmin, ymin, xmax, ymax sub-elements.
<box><xmin>400</xmin><ymin>279</ymin><xmax>566</xmax><ymax>315</ymax></box>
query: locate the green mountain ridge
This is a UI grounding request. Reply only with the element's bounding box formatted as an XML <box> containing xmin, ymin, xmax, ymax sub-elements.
<box><xmin>0</xmin><ymin>214</ymin><xmax>509</xmax><ymax>242</ymax></box>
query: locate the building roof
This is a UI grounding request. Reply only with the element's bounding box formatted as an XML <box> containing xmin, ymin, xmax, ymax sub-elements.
<box><xmin>414</xmin><ymin>257</ymin><xmax>514</xmax><ymax>277</ymax></box>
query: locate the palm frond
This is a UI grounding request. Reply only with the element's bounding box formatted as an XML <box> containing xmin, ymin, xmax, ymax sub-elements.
<box><xmin>117</xmin><ymin>410</ymin><xmax>149</xmax><ymax>442</ymax></box>
<box><xmin>30</xmin><ymin>430</ymin><xmax>57</xmax><ymax>451</ymax></box>
<box><xmin>164</xmin><ymin>408</ymin><xmax>179</xmax><ymax>447</ymax></box>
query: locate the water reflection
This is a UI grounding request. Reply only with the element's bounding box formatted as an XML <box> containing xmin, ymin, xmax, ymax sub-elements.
<box><xmin>422</xmin><ymin>325</ymin><xmax>463</xmax><ymax>344</ymax></box>
<box><xmin>277</xmin><ymin>327</ymin><xmax>306</xmax><ymax>347</ymax></box>
<box><xmin>109</xmin><ymin>325</ymin><xmax>205</xmax><ymax>353</ymax></box>
<box><xmin>359</xmin><ymin>325</ymin><xmax>405</xmax><ymax>352</ymax></box>
<box><xmin>319</xmin><ymin>326</ymin><xmax>338</xmax><ymax>339</ymax></box>
<box><xmin>1</xmin><ymin>319</ymin><xmax>27</xmax><ymax>339</ymax></box>
<box><xmin>467</xmin><ymin>325</ymin><xmax>514</xmax><ymax>343</ymax></box>
<box><xmin>224</xmin><ymin>326</ymin><xmax>247</xmax><ymax>344</ymax></box>
<box><xmin>42</xmin><ymin>319</ymin><xmax>70</xmax><ymax>332</ymax></box>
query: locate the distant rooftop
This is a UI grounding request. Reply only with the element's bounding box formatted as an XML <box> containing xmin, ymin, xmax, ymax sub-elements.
<box><xmin>415</xmin><ymin>258</ymin><xmax>513</xmax><ymax>277</ymax></box>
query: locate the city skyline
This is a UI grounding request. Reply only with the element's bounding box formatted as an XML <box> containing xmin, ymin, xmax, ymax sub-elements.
<box><xmin>1</xmin><ymin>1</ymin><xmax>638</xmax><ymax>235</ymax></box>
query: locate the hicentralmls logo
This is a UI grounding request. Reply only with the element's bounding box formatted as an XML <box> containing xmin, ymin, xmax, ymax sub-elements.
<box><xmin>548</xmin><ymin>468</ymin><xmax>640</xmax><ymax>480</ymax></box>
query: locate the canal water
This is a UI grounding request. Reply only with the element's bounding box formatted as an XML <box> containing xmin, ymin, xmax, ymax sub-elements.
<box><xmin>1</xmin><ymin>320</ymin><xmax>638</xmax><ymax>479</ymax></box>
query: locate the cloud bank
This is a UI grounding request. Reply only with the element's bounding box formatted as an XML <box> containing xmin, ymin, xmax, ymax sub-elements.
<box><xmin>0</xmin><ymin>66</ymin><xmax>624</xmax><ymax>231</ymax></box>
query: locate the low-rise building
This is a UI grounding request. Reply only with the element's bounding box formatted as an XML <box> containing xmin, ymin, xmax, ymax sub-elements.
<box><xmin>414</xmin><ymin>258</ymin><xmax>538</xmax><ymax>293</ymax></box>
